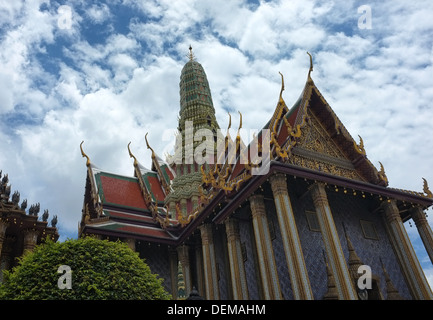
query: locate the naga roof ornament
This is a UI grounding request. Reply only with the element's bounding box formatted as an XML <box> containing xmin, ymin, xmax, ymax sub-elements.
<box><xmin>80</xmin><ymin>141</ymin><xmax>91</xmax><ymax>167</ymax></box>
<box><xmin>307</xmin><ymin>51</ymin><xmax>313</xmax><ymax>79</ymax></box>
<box><xmin>423</xmin><ymin>178</ymin><xmax>433</xmax><ymax>198</ymax></box>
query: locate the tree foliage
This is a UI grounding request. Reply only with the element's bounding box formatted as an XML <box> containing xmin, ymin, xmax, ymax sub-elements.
<box><xmin>0</xmin><ymin>237</ymin><xmax>171</xmax><ymax>300</ymax></box>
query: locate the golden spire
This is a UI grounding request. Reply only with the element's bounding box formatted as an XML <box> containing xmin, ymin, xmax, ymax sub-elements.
<box><xmin>380</xmin><ymin>258</ymin><xmax>404</xmax><ymax>300</ymax></box>
<box><xmin>307</xmin><ymin>51</ymin><xmax>313</xmax><ymax>78</ymax></box>
<box><xmin>322</xmin><ymin>250</ymin><xmax>338</xmax><ymax>300</ymax></box>
<box><xmin>80</xmin><ymin>141</ymin><xmax>91</xmax><ymax>167</ymax></box>
<box><xmin>127</xmin><ymin>142</ymin><xmax>138</xmax><ymax>167</ymax></box>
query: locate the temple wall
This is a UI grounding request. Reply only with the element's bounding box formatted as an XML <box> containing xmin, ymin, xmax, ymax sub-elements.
<box><xmin>137</xmin><ymin>242</ymin><xmax>173</xmax><ymax>295</ymax></box>
<box><xmin>286</xmin><ymin>181</ymin><xmax>413</xmax><ymax>299</ymax></box>
<box><xmin>264</xmin><ymin>198</ymin><xmax>294</xmax><ymax>299</ymax></box>
<box><xmin>238</xmin><ymin>214</ymin><xmax>261</xmax><ymax>299</ymax></box>
<box><xmin>325</xmin><ymin>190</ymin><xmax>412</xmax><ymax>299</ymax></box>
<box><xmin>213</xmin><ymin>226</ymin><xmax>230</xmax><ymax>299</ymax></box>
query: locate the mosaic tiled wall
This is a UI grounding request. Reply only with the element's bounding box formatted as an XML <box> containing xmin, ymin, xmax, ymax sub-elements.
<box><xmin>238</xmin><ymin>214</ymin><xmax>261</xmax><ymax>299</ymax></box>
<box><xmin>264</xmin><ymin>198</ymin><xmax>294</xmax><ymax>300</ymax></box>
<box><xmin>213</xmin><ymin>225</ymin><xmax>230</xmax><ymax>299</ymax></box>
<box><xmin>325</xmin><ymin>190</ymin><xmax>412</xmax><ymax>299</ymax></box>
<box><xmin>226</xmin><ymin>178</ymin><xmax>413</xmax><ymax>300</ymax></box>
<box><xmin>287</xmin><ymin>181</ymin><xmax>412</xmax><ymax>300</ymax></box>
<box><xmin>137</xmin><ymin>242</ymin><xmax>173</xmax><ymax>295</ymax></box>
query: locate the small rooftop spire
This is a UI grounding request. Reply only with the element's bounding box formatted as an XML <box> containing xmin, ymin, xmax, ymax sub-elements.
<box><xmin>188</xmin><ymin>45</ymin><xmax>195</xmax><ymax>61</ymax></box>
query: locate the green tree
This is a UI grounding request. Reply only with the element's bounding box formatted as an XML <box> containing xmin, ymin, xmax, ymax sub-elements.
<box><xmin>0</xmin><ymin>237</ymin><xmax>171</xmax><ymax>300</ymax></box>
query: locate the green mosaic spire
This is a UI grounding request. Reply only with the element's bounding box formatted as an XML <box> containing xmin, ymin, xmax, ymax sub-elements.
<box><xmin>178</xmin><ymin>47</ymin><xmax>220</xmax><ymax>156</ymax></box>
<box><xmin>165</xmin><ymin>47</ymin><xmax>221</xmax><ymax>213</ymax></box>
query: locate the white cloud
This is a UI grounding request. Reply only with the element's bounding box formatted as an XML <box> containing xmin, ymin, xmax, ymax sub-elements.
<box><xmin>0</xmin><ymin>72</ymin><xmax>14</xmax><ymax>113</ymax></box>
<box><xmin>86</xmin><ymin>3</ymin><xmax>111</xmax><ymax>24</ymax></box>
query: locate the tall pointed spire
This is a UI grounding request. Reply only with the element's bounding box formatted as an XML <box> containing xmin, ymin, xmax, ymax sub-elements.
<box><xmin>165</xmin><ymin>47</ymin><xmax>222</xmax><ymax>217</ymax></box>
<box><xmin>380</xmin><ymin>258</ymin><xmax>405</xmax><ymax>300</ymax></box>
<box><xmin>322</xmin><ymin>250</ymin><xmax>339</xmax><ymax>300</ymax></box>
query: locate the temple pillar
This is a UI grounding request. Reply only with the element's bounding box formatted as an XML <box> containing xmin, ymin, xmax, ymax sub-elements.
<box><xmin>169</xmin><ymin>248</ymin><xmax>179</xmax><ymax>300</ymax></box>
<box><xmin>0</xmin><ymin>220</ymin><xmax>8</xmax><ymax>263</ymax></box>
<box><xmin>269</xmin><ymin>173</ymin><xmax>314</xmax><ymax>300</ymax></box>
<box><xmin>382</xmin><ymin>200</ymin><xmax>433</xmax><ymax>300</ymax></box>
<box><xmin>23</xmin><ymin>229</ymin><xmax>38</xmax><ymax>253</ymax></box>
<box><xmin>194</xmin><ymin>243</ymin><xmax>205</xmax><ymax>298</ymax></box>
<box><xmin>410</xmin><ymin>206</ymin><xmax>433</xmax><ymax>265</ymax></box>
<box><xmin>249</xmin><ymin>194</ymin><xmax>282</xmax><ymax>300</ymax></box>
<box><xmin>0</xmin><ymin>235</ymin><xmax>15</xmax><ymax>283</ymax></box>
<box><xmin>309</xmin><ymin>182</ymin><xmax>358</xmax><ymax>300</ymax></box>
<box><xmin>177</xmin><ymin>244</ymin><xmax>192</xmax><ymax>297</ymax></box>
<box><xmin>199</xmin><ymin>223</ymin><xmax>219</xmax><ymax>299</ymax></box>
<box><xmin>224</xmin><ymin>217</ymin><xmax>249</xmax><ymax>299</ymax></box>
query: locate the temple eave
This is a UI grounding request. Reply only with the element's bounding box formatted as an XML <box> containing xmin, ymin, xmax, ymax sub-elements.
<box><xmin>211</xmin><ymin>160</ymin><xmax>433</xmax><ymax>225</ymax></box>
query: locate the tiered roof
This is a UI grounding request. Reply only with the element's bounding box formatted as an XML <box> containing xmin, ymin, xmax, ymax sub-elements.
<box><xmin>79</xmin><ymin>52</ymin><xmax>433</xmax><ymax>244</ymax></box>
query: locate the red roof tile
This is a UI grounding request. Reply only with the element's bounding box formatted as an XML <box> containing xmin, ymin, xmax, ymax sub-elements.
<box><xmin>98</xmin><ymin>174</ymin><xmax>148</xmax><ymax>210</ymax></box>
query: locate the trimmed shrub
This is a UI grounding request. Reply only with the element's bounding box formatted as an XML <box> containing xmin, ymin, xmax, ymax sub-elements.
<box><xmin>0</xmin><ymin>237</ymin><xmax>171</xmax><ymax>300</ymax></box>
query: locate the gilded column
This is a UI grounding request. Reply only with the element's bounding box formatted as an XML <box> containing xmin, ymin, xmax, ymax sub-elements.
<box><xmin>249</xmin><ymin>194</ymin><xmax>283</xmax><ymax>300</ymax></box>
<box><xmin>382</xmin><ymin>200</ymin><xmax>433</xmax><ymax>300</ymax></box>
<box><xmin>269</xmin><ymin>173</ymin><xmax>314</xmax><ymax>300</ymax></box>
<box><xmin>224</xmin><ymin>217</ymin><xmax>249</xmax><ymax>299</ymax></box>
<box><xmin>199</xmin><ymin>223</ymin><xmax>219</xmax><ymax>299</ymax></box>
<box><xmin>309</xmin><ymin>182</ymin><xmax>358</xmax><ymax>300</ymax></box>
<box><xmin>177</xmin><ymin>244</ymin><xmax>192</xmax><ymax>296</ymax></box>
<box><xmin>410</xmin><ymin>206</ymin><xmax>433</xmax><ymax>265</ymax></box>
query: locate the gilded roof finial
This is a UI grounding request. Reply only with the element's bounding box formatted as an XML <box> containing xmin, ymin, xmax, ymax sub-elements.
<box><xmin>127</xmin><ymin>142</ymin><xmax>138</xmax><ymax>167</ymax></box>
<box><xmin>378</xmin><ymin>161</ymin><xmax>388</xmax><ymax>185</ymax></box>
<box><xmin>278</xmin><ymin>72</ymin><xmax>285</xmax><ymax>103</ymax></box>
<box><xmin>145</xmin><ymin>132</ymin><xmax>155</xmax><ymax>155</ymax></box>
<box><xmin>354</xmin><ymin>135</ymin><xmax>366</xmax><ymax>155</ymax></box>
<box><xmin>237</xmin><ymin>111</ymin><xmax>243</xmax><ymax>135</ymax></box>
<box><xmin>422</xmin><ymin>178</ymin><xmax>433</xmax><ymax>198</ymax></box>
<box><xmin>188</xmin><ymin>45</ymin><xmax>195</xmax><ymax>61</ymax></box>
<box><xmin>80</xmin><ymin>141</ymin><xmax>91</xmax><ymax>167</ymax></box>
<box><xmin>227</xmin><ymin>112</ymin><xmax>232</xmax><ymax>131</ymax></box>
<box><xmin>307</xmin><ymin>52</ymin><xmax>313</xmax><ymax>78</ymax></box>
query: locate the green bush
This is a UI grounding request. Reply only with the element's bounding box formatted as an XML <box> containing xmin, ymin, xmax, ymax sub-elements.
<box><xmin>0</xmin><ymin>237</ymin><xmax>171</xmax><ymax>300</ymax></box>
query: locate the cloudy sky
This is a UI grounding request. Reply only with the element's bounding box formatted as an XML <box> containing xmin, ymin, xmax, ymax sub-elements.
<box><xmin>1</xmin><ymin>0</ymin><xmax>432</xmax><ymax>286</ymax></box>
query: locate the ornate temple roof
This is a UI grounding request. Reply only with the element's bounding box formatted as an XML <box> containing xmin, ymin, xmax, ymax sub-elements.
<box><xmin>79</xmin><ymin>52</ymin><xmax>433</xmax><ymax>244</ymax></box>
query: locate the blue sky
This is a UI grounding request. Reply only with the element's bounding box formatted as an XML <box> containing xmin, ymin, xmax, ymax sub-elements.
<box><xmin>1</xmin><ymin>0</ymin><xmax>433</xmax><ymax>289</ymax></box>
